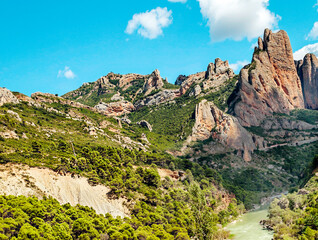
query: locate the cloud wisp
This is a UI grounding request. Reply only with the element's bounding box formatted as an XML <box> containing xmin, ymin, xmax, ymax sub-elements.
<box><xmin>125</xmin><ymin>7</ymin><xmax>173</xmax><ymax>39</ymax></box>
<box><xmin>307</xmin><ymin>22</ymin><xmax>318</xmax><ymax>40</ymax></box>
<box><xmin>229</xmin><ymin>60</ymin><xmax>250</xmax><ymax>72</ymax></box>
<box><xmin>294</xmin><ymin>43</ymin><xmax>318</xmax><ymax>60</ymax></box>
<box><xmin>57</xmin><ymin>66</ymin><xmax>76</xmax><ymax>79</ymax></box>
<box><xmin>197</xmin><ymin>0</ymin><xmax>280</xmax><ymax>42</ymax></box>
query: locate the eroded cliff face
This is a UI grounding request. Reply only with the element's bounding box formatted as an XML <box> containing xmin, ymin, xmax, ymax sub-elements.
<box><xmin>0</xmin><ymin>163</ymin><xmax>128</xmax><ymax>217</ymax></box>
<box><xmin>296</xmin><ymin>53</ymin><xmax>318</xmax><ymax>110</ymax></box>
<box><xmin>189</xmin><ymin>100</ymin><xmax>256</xmax><ymax>161</ymax></box>
<box><xmin>229</xmin><ymin>29</ymin><xmax>304</xmax><ymax>127</ymax></box>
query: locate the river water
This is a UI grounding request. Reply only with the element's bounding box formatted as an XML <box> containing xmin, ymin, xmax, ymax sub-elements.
<box><xmin>226</xmin><ymin>205</ymin><xmax>273</xmax><ymax>240</ymax></box>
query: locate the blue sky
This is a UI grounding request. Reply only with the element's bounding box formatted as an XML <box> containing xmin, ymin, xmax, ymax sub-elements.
<box><xmin>1</xmin><ymin>0</ymin><xmax>318</xmax><ymax>96</ymax></box>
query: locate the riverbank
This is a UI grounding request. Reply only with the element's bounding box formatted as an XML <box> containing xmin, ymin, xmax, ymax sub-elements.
<box><xmin>226</xmin><ymin>204</ymin><xmax>273</xmax><ymax>240</ymax></box>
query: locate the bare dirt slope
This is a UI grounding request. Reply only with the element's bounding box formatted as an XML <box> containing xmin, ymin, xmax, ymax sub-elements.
<box><xmin>0</xmin><ymin>163</ymin><xmax>128</xmax><ymax>217</ymax></box>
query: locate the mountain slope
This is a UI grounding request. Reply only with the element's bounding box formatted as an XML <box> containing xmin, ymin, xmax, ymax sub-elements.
<box><xmin>0</xmin><ymin>88</ymin><xmax>243</xmax><ymax>239</ymax></box>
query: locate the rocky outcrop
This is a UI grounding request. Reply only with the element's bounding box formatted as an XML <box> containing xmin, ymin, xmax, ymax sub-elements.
<box><xmin>143</xmin><ymin>69</ymin><xmax>164</xmax><ymax>95</ymax></box>
<box><xmin>179</xmin><ymin>59</ymin><xmax>234</xmax><ymax>96</ymax></box>
<box><xmin>118</xmin><ymin>73</ymin><xmax>145</xmax><ymax>89</ymax></box>
<box><xmin>205</xmin><ymin>58</ymin><xmax>234</xmax><ymax>80</ymax></box>
<box><xmin>95</xmin><ymin>101</ymin><xmax>134</xmax><ymax>116</ymax></box>
<box><xmin>189</xmin><ymin>85</ymin><xmax>202</xmax><ymax>97</ymax></box>
<box><xmin>134</xmin><ymin>89</ymin><xmax>179</xmax><ymax>109</ymax></box>
<box><xmin>175</xmin><ymin>75</ymin><xmax>187</xmax><ymax>85</ymax></box>
<box><xmin>179</xmin><ymin>72</ymin><xmax>205</xmax><ymax>95</ymax></box>
<box><xmin>15</xmin><ymin>92</ymin><xmax>35</xmax><ymax>103</ymax></box>
<box><xmin>0</xmin><ymin>88</ymin><xmax>19</xmax><ymax>106</ymax></box>
<box><xmin>137</xmin><ymin>120</ymin><xmax>153</xmax><ymax>132</ymax></box>
<box><xmin>190</xmin><ymin>100</ymin><xmax>256</xmax><ymax>161</ymax></box>
<box><xmin>228</xmin><ymin>29</ymin><xmax>304</xmax><ymax>127</ymax></box>
<box><xmin>295</xmin><ymin>54</ymin><xmax>318</xmax><ymax>110</ymax></box>
<box><xmin>0</xmin><ymin>130</ymin><xmax>19</xmax><ymax>139</ymax></box>
<box><xmin>111</xmin><ymin>92</ymin><xmax>124</xmax><ymax>102</ymax></box>
<box><xmin>7</xmin><ymin>110</ymin><xmax>22</xmax><ymax>122</ymax></box>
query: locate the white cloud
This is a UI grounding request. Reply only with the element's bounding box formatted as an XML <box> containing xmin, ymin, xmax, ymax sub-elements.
<box><xmin>197</xmin><ymin>0</ymin><xmax>280</xmax><ymax>42</ymax></box>
<box><xmin>294</xmin><ymin>43</ymin><xmax>318</xmax><ymax>60</ymax></box>
<box><xmin>125</xmin><ymin>7</ymin><xmax>173</xmax><ymax>39</ymax></box>
<box><xmin>57</xmin><ymin>66</ymin><xmax>76</xmax><ymax>79</ymax></box>
<box><xmin>307</xmin><ymin>22</ymin><xmax>318</xmax><ymax>40</ymax></box>
<box><xmin>168</xmin><ymin>0</ymin><xmax>187</xmax><ymax>3</ymax></box>
<box><xmin>230</xmin><ymin>60</ymin><xmax>250</xmax><ymax>72</ymax></box>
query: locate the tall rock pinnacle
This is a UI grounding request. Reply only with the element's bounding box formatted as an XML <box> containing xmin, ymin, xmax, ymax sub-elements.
<box><xmin>295</xmin><ymin>53</ymin><xmax>318</xmax><ymax>110</ymax></box>
<box><xmin>228</xmin><ymin>29</ymin><xmax>304</xmax><ymax>126</ymax></box>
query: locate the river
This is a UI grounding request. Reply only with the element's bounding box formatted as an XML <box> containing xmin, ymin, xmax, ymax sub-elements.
<box><xmin>226</xmin><ymin>205</ymin><xmax>273</xmax><ymax>240</ymax></box>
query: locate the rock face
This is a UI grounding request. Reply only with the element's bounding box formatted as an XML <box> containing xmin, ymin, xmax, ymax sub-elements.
<box><xmin>143</xmin><ymin>69</ymin><xmax>164</xmax><ymax>95</ymax></box>
<box><xmin>189</xmin><ymin>85</ymin><xmax>202</xmax><ymax>97</ymax></box>
<box><xmin>175</xmin><ymin>75</ymin><xmax>187</xmax><ymax>85</ymax></box>
<box><xmin>95</xmin><ymin>101</ymin><xmax>135</xmax><ymax>116</ymax></box>
<box><xmin>0</xmin><ymin>88</ymin><xmax>19</xmax><ymax>106</ymax></box>
<box><xmin>134</xmin><ymin>89</ymin><xmax>179</xmax><ymax>109</ymax></box>
<box><xmin>229</xmin><ymin>29</ymin><xmax>304</xmax><ymax>126</ymax></box>
<box><xmin>190</xmin><ymin>100</ymin><xmax>256</xmax><ymax>161</ymax></box>
<box><xmin>179</xmin><ymin>58</ymin><xmax>234</xmax><ymax>96</ymax></box>
<box><xmin>205</xmin><ymin>58</ymin><xmax>234</xmax><ymax>80</ymax></box>
<box><xmin>295</xmin><ymin>54</ymin><xmax>318</xmax><ymax>109</ymax></box>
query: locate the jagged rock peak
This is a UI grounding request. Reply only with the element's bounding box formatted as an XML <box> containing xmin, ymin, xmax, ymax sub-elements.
<box><xmin>296</xmin><ymin>53</ymin><xmax>318</xmax><ymax>109</ymax></box>
<box><xmin>175</xmin><ymin>75</ymin><xmax>187</xmax><ymax>85</ymax></box>
<box><xmin>0</xmin><ymin>88</ymin><xmax>19</xmax><ymax>107</ymax></box>
<box><xmin>150</xmin><ymin>69</ymin><xmax>161</xmax><ymax>78</ymax></box>
<box><xmin>228</xmin><ymin>28</ymin><xmax>304</xmax><ymax>127</ymax></box>
<box><xmin>143</xmin><ymin>69</ymin><xmax>164</xmax><ymax>95</ymax></box>
<box><xmin>205</xmin><ymin>58</ymin><xmax>234</xmax><ymax>79</ymax></box>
